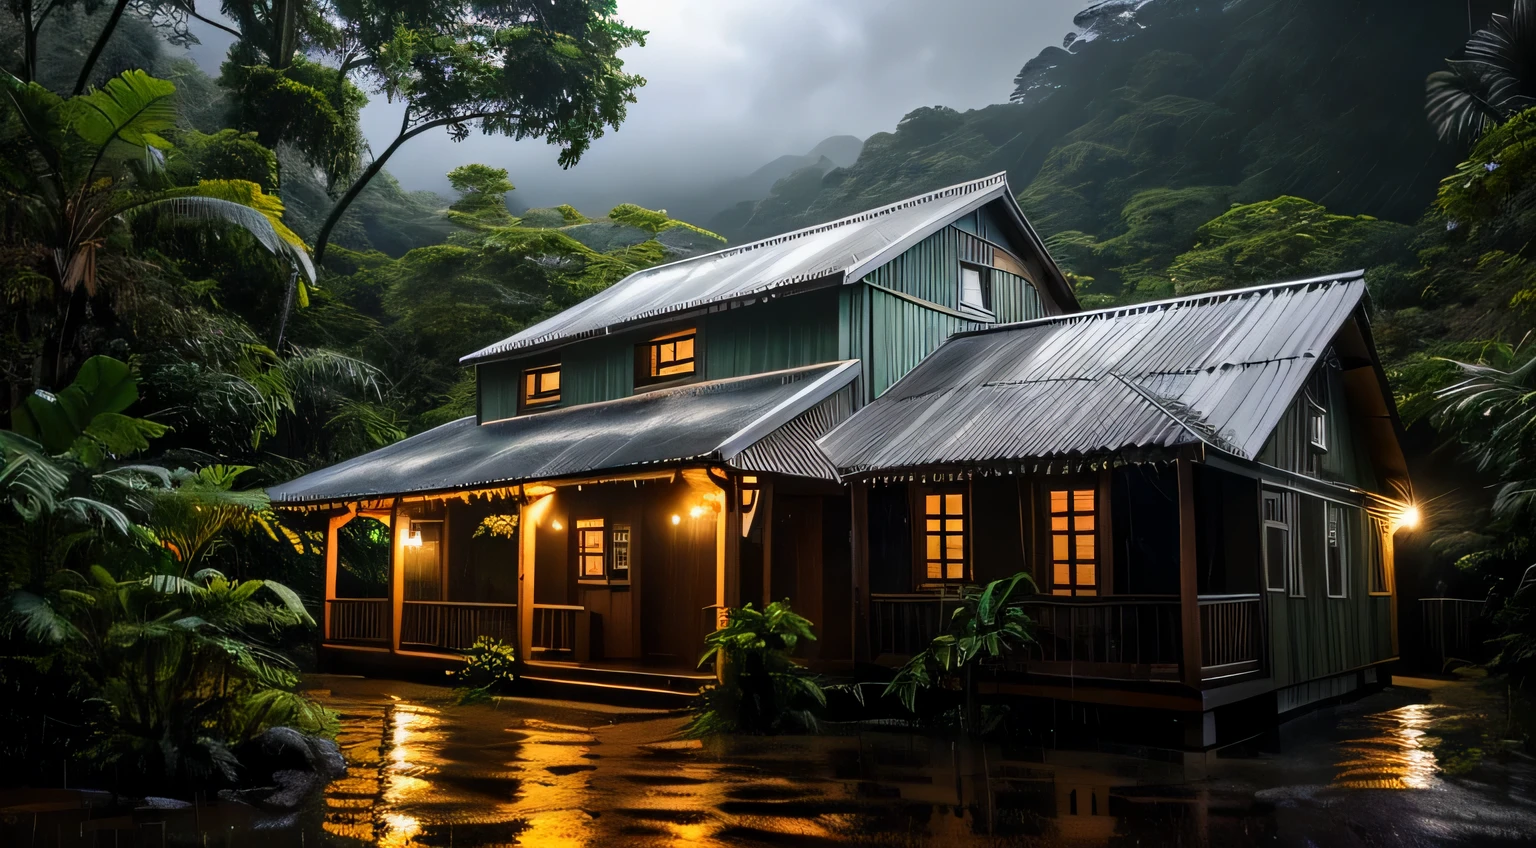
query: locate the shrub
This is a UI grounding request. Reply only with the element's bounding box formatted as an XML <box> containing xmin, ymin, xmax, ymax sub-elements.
<box><xmin>684</xmin><ymin>601</ymin><xmax>824</xmax><ymax>738</ymax></box>
<box><xmin>451</xmin><ymin>637</ymin><xmax>518</xmax><ymax>703</ymax></box>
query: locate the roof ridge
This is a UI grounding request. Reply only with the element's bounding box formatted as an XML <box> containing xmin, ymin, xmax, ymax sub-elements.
<box><xmin>956</xmin><ymin>270</ymin><xmax>1367</xmax><ymax>340</ymax></box>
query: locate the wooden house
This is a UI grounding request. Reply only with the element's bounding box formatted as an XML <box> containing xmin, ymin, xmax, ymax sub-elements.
<box><xmin>817</xmin><ymin>272</ymin><xmax>1413</xmax><ymax>747</ymax></box>
<box><xmin>268</xmin><ymin>173</ymin><xmax>1079</xmax><ymax>698</ymax></box>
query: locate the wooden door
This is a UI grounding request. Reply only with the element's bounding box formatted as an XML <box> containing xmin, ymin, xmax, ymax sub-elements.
<box><xmin>641</xmin><ymin>503</ymin><xmax>714</xmax><ymax>666</ymax></box>
<box><xmin>772</xmin><ymin>495</ymin><xmax>824</xmax><ymax>659</ymax></box>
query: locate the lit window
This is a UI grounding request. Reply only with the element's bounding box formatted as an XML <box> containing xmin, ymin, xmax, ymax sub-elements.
<box><xmin>1325</xmin><ymin>504</ymin><xmax>1347</xmax><ymax>598</ymax></box>
<box><xmin>960</xmin><ymin>263</ymin><xmax>991</xmax><ymax>311</ymax></box>
<box><xmin>522</xmin><ymin>364</ymin><xmax>561</xmax><ymax>408</ymax></box>
<box><xmin>1048</xmin><ymin>488</ymin><xmax>1097</xmax><ymax>596</ymax></box>
<box><xmin>638</xmin><ymin>329</ymin><xmax>696</xmax><ymax>385</ymax></box>
<box><xmin>610</xmin><ymin>524</ymin><xmax>631</xmax><ymax>580</ymax></box>
<box><xmin>923</xmin><ymin>490</ymin><xmax>967</xmax><ymax>582</ymax></box>
<box><xmin>577</xmin><ymin>518</ymin><xmax>605</xmax><ymax>578</ymax></box>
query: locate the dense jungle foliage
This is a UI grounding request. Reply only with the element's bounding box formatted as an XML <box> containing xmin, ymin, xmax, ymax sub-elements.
<box><xmin>4</xmin><ymin>0</ymin><xmax>1536</xmax><ymax>789</ymax></box>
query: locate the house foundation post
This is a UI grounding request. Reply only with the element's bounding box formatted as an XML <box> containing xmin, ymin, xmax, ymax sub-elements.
<box><xmin>851</xmin><ymin>482</ymin><xmax>871</xmax><ymax>664</ymax></box>
<box><xmin>1178</xmin><ymin>455</ymin><xmax>1202</xmax><ymax>689</ymax></box>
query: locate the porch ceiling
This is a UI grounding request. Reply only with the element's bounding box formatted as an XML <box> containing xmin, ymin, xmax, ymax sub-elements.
<box><xmin>267</xmin><ymin>361</ymin><xmax>858</xmax><ymax>505</ymax></box>
<box><xmin>820</xmin><ymin>273</ymin><xmax>1371</xmax><ymax>476</ymax></box>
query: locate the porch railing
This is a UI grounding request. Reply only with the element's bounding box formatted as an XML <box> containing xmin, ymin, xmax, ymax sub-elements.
<box><xmin>400</xmin><ymin>601</ymin><xmax>518</xmax><ymax>652</ymax></box>
<box><xmin>326</xmin><ymin>598</ymin><xmax>389</xmax><ymax>643</ymax></box>
<box><xmin>531</xmin><ymin>604</ymin><xmax>587</xmax><ymax>657</ymax></box>
<box><xmin>1016</xmin><ymin>596</ymin><xmax>1182</xmax><ymax>680</ymax></box>
<box><xmin>871</xmin><ymin>591</ymin><xmax>964</xmax><ymax>658</ymax></box>
<box><xmin>1198</xmin><ymin>594</ymin><xmax>1263</xmax><ymax>678</ymax></box>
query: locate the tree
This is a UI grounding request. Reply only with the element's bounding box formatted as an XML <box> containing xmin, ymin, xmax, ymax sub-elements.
<box><xmin>1426</xmin><ymin>0</ymin><xmax>1536</xmax><ymax>143</ymax></box>
<box><xmin>311</xmin><ymin>0</ymin><xmax>647</xmax><ymax>262</ymax></box>
<box><xmin>445</xmin><ymin>163</ymin><xmax>515</xmax><ymax>226</ymax></box>
<box><xmin>0</xmin><ymin>69</ymin><xmax>313</xmax><ymax>389</ymax></box>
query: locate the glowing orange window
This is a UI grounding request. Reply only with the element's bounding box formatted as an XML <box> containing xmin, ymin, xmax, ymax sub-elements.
<box><xmin>923</xmin><ymin>490</ymin><xmax>968</xmax><ymax>582</ymax></box>
<box><xmin>1049</xmin><ymin>488</ymin><xmax>1097</xmax><ymax>596</ymax></box>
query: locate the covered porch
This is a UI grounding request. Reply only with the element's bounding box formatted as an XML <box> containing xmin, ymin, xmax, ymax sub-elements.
<box><xmin>269</xmin><ymin>361</ymin><xmax>861</xmax><ymax>696</ymax></box>
<box><xmin>852</xmin><ymin>456</ymin><xmax>1266</xmax><ymax>691</ymax></box>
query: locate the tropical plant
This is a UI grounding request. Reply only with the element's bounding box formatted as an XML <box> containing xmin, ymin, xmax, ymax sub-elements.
<box><xmin>0</xmin><ymin>69</ymin><xmax>313</xmax><ymax>387</ymax></box>
<box><xmin>6</xmin><ymin>564</ymin><xmax>331</xmax><ymax>785</ymax></box>
<box><xmin>1433</xmin><ymin>342</ymin><xmax>1536</xmax><ymax>517</ymax></box>
<box><xmin>884</xmin><ymin>572</ymin><xmax>1038</xmax><ymax>726</ymax></box>
<box><xmin>1426</xmin><ymin>0</ymin><xmax>1536</xmax><ymax>144</ymax></box>
<box><xmin>683</xmin><ymin>600</ymin><xmax>824</xmax><ymax>738</ymax></box>
<box><xmin>450</xmin><ymin>636</ymin><xmax>518</xmax><ymax>703</ymax></box>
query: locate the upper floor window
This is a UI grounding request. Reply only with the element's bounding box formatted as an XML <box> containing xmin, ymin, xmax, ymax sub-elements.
<box><xmin>522</xmin><ymin>363</ymin><xmax>561</xmax><ymax>409</ymax></box>
<box><xmin>1048</xmin><ymin>488</ymin><xmax>1097</xmax><ymax>596</ymax></box>
<box><xmin>1263</xmin><ymin>491</ymin><xmax>1289</xmax><ymax>592</ymax></box>
<box><xmin>1308</xmin><ymin>395</ymin><xmax>1327</xmax><ymax>452</ymax></box>
<box><xmin>637</xmin><ymin>329</ymin><xmax>697</xmax><ymax>387</ymax></box>
<box><xmin>960</xmin><ymin>263</ymin><xmax>992</xmax><ymax>312</ymax></box>
<box><xmin>922</xmin><ymin>489</ymin><xmax>968</xmax><ymax>583</ymax></box>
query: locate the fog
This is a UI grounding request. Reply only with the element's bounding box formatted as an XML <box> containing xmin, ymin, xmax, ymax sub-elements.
<box><xmin>183</xmin><ymin>1</ymin><xmax>1086</xmax><ymax>215</ymax></box>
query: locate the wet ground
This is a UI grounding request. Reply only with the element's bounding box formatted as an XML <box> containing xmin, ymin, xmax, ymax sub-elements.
<box><xmin>290</xmin><ymin>674</ymin><xmax>1536</xmax><ymax>847</ymax></box>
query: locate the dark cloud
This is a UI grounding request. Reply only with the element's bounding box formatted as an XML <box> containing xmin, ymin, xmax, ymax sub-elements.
<box><xmin>185</xmin><ymin>1</ymin><xmax>1086</xmax><ymax>215</ymax></box>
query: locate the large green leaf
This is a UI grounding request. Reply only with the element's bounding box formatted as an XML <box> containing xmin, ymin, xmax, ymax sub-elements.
<box><xmin>65</xmin><ymin>69</ymin><xmax>177</xmax><ymax>164</ymax></box>
<box><xmin>0</xmin><ymin>71</ymin><xmax>65</xmax><ymax>189</ymax></box>
<box><xmin>11</xmin><ymin>356</ymin><xmax>142</xmax><ymax>453</ymax></box>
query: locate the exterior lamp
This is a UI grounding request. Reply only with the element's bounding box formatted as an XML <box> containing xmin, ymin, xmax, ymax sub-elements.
<box><xmin>671</xmin><ymin>514</ymin><xmax>681</xmax><ymax>525</ymax></box>
<box><xmin>689</xmin><ymin>505</ymin><xmax>705</xmax><ymax>519</ymax></box>
<box><xmin>552</xmin><ymin>519</ymin><xmax>563</xmax><ymax>531</ymax></box>
<box><xmin>1395</xmin><ymin>505</ymin><xmax>1421</xmax><ymax>532</ymax></box>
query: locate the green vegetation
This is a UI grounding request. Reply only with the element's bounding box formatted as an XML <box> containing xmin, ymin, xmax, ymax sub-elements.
<box><xmin>451</xmin><ymin>636</ymin><xmax>519</xmax><ymax>704</ymax></box>
<box><xmin>685</xmin><ymin>601</ymin><xmax>825</xmax><ymax>738</ymax></box>
<box><xmin>885</xmin><ymin>572</ymin><xmax>1036</xmax><ymax>731</ymax></box>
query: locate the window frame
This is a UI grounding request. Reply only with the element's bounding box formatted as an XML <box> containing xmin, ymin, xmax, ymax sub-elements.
<box><xmin>1262</xmin><ymin>490</ymin><xmax>1291</xmax><ymax>594</ymax></box>
<box><xmin>635</xmin><ymin>328</ymin><xmax>699</xmax><ymax>389</ymax></box>
<box><xmin>609</xmin><ymin>522</ymin><xmax>632</xmax><ymax>584</ymax></box>
<box><xmin>918</xmin><ymin>486</ymin><xmax>969</xmax><ymax>586</ymax></box>
<box><xmin>576</xmin><ymin>518</ymin><xmax>607</xmax><ymax>582</ymax></box>
<box><xmin>959</xmin><ymin>261</ymin><xmax>993</xmax><ymax>314</ymax></box>
<box><xmin>519</xmin><ymin>362</ymin><xmax>562</xmax><ymax>412</ymax></box>
<box><xmin>1325</xmin><ymin>503</ymin><xmax>1348</xmax><ymax>599</ymax></box>
<box><xmin>1046</xmin><ymin>485</ymin><xmax>1099</xmax><ymax>597</ymax></box>
<box><xmin>1368</xmin><ymin>516</ymin><xmax>1393</xmax><ymax>596</ymax></box>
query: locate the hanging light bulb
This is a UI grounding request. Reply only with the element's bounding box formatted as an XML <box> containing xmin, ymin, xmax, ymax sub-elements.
<box><xmin>671</xmin><ymin>514</ymin><xmax>682</xmax><ymax>525</ymax></box>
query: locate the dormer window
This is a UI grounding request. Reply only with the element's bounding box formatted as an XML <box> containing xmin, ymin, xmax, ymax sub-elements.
<box><xmin>960</xmin><ymin>263</ymin><xmax>992</xmax><ymax>312</ymax></box>
<box><xmin>1308</xmin><ymin>397</ymin><xmax>1327</xmax><ymax>451</ymax></box>
<box><xmin>522</xmin><ymin>363</ymin><xmax>561</xmax><ymax>410</ymax></box>
<box><xmin>636</xmin><ymin>329</ymin><xmax>697</xmax><ymax>387</ymax></box>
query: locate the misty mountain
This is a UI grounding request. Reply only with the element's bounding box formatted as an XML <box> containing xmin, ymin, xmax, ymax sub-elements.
<box><xmin>707</xmin><ymin>0</ymin><xmax>1470</xmax><ymax>295</ymax></box>
<box><xmin>651</xmin><ymin>135</ymin><xmax>863</xmax><ymax>235</ymax></box>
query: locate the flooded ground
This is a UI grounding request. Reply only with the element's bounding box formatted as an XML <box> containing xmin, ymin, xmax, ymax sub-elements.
<box><xmin>290</xmin><ymin>675</ymin><xmax>1536</xmax><ymax>847</ymax></box>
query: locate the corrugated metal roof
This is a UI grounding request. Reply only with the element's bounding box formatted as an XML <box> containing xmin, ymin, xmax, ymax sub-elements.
<box><xmin>460</xmin><ymin>173</ymin><xmax>1039</xmax><ymax>364</ymax></box>
<box><xmin>731</xmin><ymin>386</ymin><xmax>853</xmax><ymax>480</ymax></box>
<box><xmin>819</xmin><ymin>273</ymin><xmax>1369</xmax><ymax>476</ymax></box>
<box><xmin>269</xmin><ymin>362</ymin><xmax>858</xmax><ymax>504</ymax></box>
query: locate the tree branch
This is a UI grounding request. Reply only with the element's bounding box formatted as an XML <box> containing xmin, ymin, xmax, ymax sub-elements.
<box><xmin>313</xmin><ymin>111</ymin><xmax>497</xmax><ymax>264</ymax></box>
<box><xmin>73</xmin><ymin>0</ymin><xmax>133</xmax><ymax>96</ymax></box>
<box><xmin>184</xmin><ymin>6</ymin><xmax>244</xmax><ymax>40</ymax></box>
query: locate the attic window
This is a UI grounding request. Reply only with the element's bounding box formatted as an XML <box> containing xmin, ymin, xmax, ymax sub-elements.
<box><xmin>960</xmin><ymin>263</ymin><xmax>992</xmax><ymax>311</ymax></box>
<box><xmin>637</xmin><ymin>329</ymin><xmax>697</xmax><ymax>386</ymax></box>
<box><xmin>522</xmin><ymin>364</ymin><xmax>561</xmax><ymax>409</ymax></box>
<box><xmin>1308</xmin><ymin>398</ymin><xmax>1327</xmax><ymax>452</ymax></box>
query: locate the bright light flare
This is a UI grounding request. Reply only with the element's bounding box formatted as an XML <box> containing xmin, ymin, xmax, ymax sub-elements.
<box><xmin>1394</xmin><ymin>505</ymin><xmax>1421</xmax><ymax>532</ymax></box>
<box><xmin>671</xmin><ymin>513</ymin><xmax>681</xmax><ymax>525</ymax></box>
<box><xmin>689</xmin><ymin>505</ymin><xmax>705</xmax><ymax>519</ymax></box>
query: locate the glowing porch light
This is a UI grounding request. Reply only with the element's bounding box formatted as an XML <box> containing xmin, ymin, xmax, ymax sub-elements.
<box><xmin>671</xmin><ymin>514</ymin><xmax>681</xmax><ymax>525</ymax></box>
<box><xmin>689</xmin><ymin>505</ymin><xmax>705</xmax><ymax>519</ymax></box>
<box><xmin>1395</xmin><ymin>505</ymin><xmax>1421</xmax><ymax>532</ymax></box>
<box><xmin>552</xmin><ymin>519</ymin><xmax>563</xmax><ymax>531</ymax></box>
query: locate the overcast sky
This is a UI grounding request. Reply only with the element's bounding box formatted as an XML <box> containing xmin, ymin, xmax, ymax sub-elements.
<box><xmin>185</xmin><ymin>1</ymin><xmax>1086</xmax><ymax>214</ymax></box>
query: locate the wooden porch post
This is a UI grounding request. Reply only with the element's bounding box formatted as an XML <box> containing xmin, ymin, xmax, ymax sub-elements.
<box><xmin>1177</xmin><ymin>456</ymin><xmax>1202</xmax><ymax>689</ymax></box>
<box><xmin>852</xmin><ymin>482</ymin><xmax>871</xmax><ymax>664</ymax></box>
<box><xmin>390</xmin><ymin>499</ymin><xmax>405</xmax><ymax>654</ymax></box>
<box><xmin>718</xmin><ymin>476</ymin><xmax>741</xmax><ymax>622</ymax></box>
<box><xmin>518</xmin><ymin>497</ymin><xmax>538</xmax><ymax>657</ymax></box>
<box><xmin>760</xmin><ymin>481</ymin><xmax>775</xmax><ymax>605</ymax></box>
<box><xmin>323</xmin><ymin>506</ymin><xmax>358</xmax><ymax>641</ymax></box>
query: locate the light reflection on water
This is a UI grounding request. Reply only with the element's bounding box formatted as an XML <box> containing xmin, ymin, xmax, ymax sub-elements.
<box><xmin>1331</xmin><ymin>703</ymin><xmax>1440</xmax><ymax>790</ymax></box>
<box><xmin>305</xmin><ymin>688</ymin><xmax>1502</xmax><ymax>848</ymax></box>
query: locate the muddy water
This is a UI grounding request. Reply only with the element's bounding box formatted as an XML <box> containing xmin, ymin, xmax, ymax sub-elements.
<box><xmin>297</xmin><ymin>677</ymin><xmax>1536</xmax><ymax>847</ymax></box>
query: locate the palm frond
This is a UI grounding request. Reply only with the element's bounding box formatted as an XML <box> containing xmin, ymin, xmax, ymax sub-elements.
<box><xmin>5</xmin><ymin>591</ymin><xmax>81</xmax><ymax>645</ymax></box>
<box><xmin>135</xmin><ymin>193</ymin><xmax>315</xmax><ymax>283</ymax></box>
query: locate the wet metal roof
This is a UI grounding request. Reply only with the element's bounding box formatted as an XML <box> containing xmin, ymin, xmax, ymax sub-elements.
<box><xmin>461</xmin><ymin>173</ymin><xmax>1070</xmax><ymax>364</ymax></box>
<box><xmin>819</xmin><ymin>273</ymin><xmax>1370</xmax><ymax>476</ymax></box>
<box><xmin>269</xmin><ymin>361</ymin><xmax>858</xmax><ymax>504</ymax></box>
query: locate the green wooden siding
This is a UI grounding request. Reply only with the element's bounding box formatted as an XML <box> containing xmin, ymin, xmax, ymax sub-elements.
<box><xmin>1256</xmin><ymin>357</ymin><xmax>1377</xmax><ymax>490</ymax></box>
<box><xmin>478</xmin><ymin>360</ymin><xmax>522</xmax><ymax>422</ymax></box>
<box><xmin>702</xmin><ymin>288</ymin><xmax>841</xmax><ymax>381</ymax></box>
<box><xmin>862</xmin><ymin>228</ymin><xmax>962</xmax><ymax>309</ymax></box>
<box><xmin>868</xmin><ymin>287</ymin><xmax>971</xmax><ymax>397</ymax></box>
<box><xmin>1266</xmin><ymin>495</ymin><xmax>1395</xmax><ymax>688</ymax></box>
<box><xmin>991</xmin><ymin>269</ymin><xmax>1044</xmax><ymax>324</ymax></box>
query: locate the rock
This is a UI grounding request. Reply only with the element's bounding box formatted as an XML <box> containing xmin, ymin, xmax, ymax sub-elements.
<box><xmin>239</xmin><ymin>727</ymin><xmax>347</xmax><ymax>786</ymax></box>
